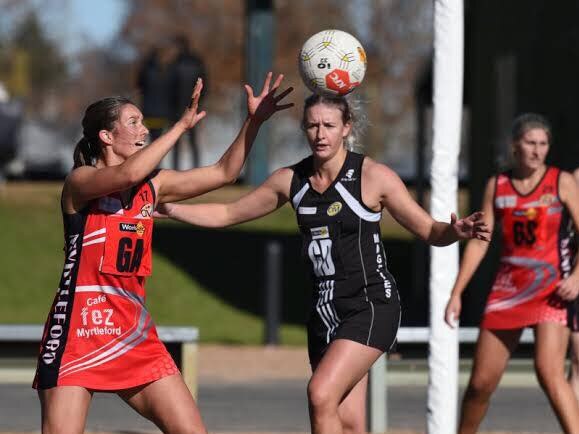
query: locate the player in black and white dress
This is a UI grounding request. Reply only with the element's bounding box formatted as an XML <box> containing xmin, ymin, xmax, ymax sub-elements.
<box><xmin>158</xmin><ymin>94</ymin><xmax>489</xmax><ymax>434</ymax></box>
<box><xmin>290</xmin><ymin>150</ymin><xmax>401</xmax><ymax>365</ymax></box>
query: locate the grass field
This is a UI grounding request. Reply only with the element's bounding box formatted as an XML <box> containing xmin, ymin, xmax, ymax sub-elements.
<box><xmin>0</xmin><ymin>181</ymin><xmax>467</xmax><ymax>345</ymax></box>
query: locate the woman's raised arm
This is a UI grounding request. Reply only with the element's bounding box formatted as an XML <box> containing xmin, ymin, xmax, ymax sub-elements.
<box><xmin>153</xmin><ymin>72</ymin><xmax>293</xmax><ymax>204</ymax></box>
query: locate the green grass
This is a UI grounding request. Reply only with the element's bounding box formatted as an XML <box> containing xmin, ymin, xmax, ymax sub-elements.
<box><xmin>0</xmin><ymin>181</ymin><xmax>447</xmax><ymax>345</ymax></box>
<box><xmin>0</xmin><ymin>183</ymin><xmax>311</xmax><ymax>344</ymax></box>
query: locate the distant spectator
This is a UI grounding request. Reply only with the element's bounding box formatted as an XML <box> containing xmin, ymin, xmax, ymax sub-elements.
<box><xmin>0</xmin><ymin>82</ymin><xmax>23</xmax><ymax>179</ymax></box>
<box><xmin>168</xmin><ymin>35</ymin><xmax>207</xmax><ymax>169</ymax></box>
<box><xmin>137</xmin><ymin>47</ymin><xmax>172</xmax><ymax>143</ymax></box>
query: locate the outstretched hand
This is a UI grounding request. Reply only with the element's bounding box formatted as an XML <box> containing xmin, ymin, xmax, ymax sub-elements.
<box><xmin>451</xmin><ymin>211</ymin><xmax>490</xmax><ymax>241</ymax></box>
<box><xmin>245</xmin><ymin>72</ymin><xmax>294</xmax><ymax>123</ymax></box>
<box><xmin>177</xmin><ymin>78</ymin><xmax>207</xmax><ymax>130</ymax></box>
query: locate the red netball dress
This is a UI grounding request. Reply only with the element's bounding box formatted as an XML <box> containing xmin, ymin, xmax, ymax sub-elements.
<box><xmin>34</xmin><ymin>178</ymin><xmax>178</xmax><ymax>390</ymax></box>
<box><xmin>481</xmin><ymin>167</ymin><xmax>576</xmax><ymax>329</ymax></box>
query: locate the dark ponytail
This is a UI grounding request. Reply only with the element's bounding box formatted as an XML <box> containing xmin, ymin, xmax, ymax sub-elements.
<box><xmin>73</xmin><ymin>137</ymin><xmax>99</xmax><ymax>168</ymax></box>
<box><xmin>72</xmin><ymin>96</ymin><xmax>134</xmax><ymax>169</ymax></box>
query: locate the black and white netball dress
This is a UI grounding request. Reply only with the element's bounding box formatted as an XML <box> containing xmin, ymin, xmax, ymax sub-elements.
<box><xmin>290</xmin><ymin>150</ymin><xmax>401</xmax><ymax>363</ymax></box>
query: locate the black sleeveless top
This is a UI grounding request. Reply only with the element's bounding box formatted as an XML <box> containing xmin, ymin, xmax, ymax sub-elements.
<box><xmin>289</xmin><ymin>151</ymin><xmax>396</xmax><ymax>302</ymax></box>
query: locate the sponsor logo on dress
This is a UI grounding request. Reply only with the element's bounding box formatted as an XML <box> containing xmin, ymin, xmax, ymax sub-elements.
<box><xmin>136</xmin><ymin>221</ymin><xmax>145</xmax><ymax>237</ymax></box>
<box><xmin>298</xmin><ymin>206</ymin><xmax>317</xmax><ymax>215</ymax></box>
<box><xmin>41</xmin><ymin>233</ymin><xmax>79</xmax><ymax>365</ymax></box>
<box><xmin>513</xmin><ymin>208</ymin><xmax>537</xmax><ymax>219</ymax></box>
<box><xmin>327</xmin><ymin>201</ymin><xmax>342</xmax><ymax>216</ymax></box>
<box><xmin>119</xmin><ymin>221</ymin><xmax>146</xmax><ymax>236</ymax></box>
<box><xmin>311</xmin><ymin>226</ymin><xmax>330</xmax><ymax>240</ymax></box>
<box><xmin>495</xmin><ymin>195</ymin><xmax>517</xmax><ymax>208</ymax></box>
<box><xmin>340</xmin><ymin>169</ymin><xmax>356</xmax><ymax>182</ymax></box>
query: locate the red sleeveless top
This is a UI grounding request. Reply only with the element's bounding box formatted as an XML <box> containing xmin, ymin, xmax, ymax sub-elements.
<box><xmin>34</xmin><ymin>178</ymin><xmax>178</xmax><ymax>390</ymax></box>
<box><xmin>481</xmin><ymin>167</ymin><xmax>575</xmax><ymax>329</ymax></box>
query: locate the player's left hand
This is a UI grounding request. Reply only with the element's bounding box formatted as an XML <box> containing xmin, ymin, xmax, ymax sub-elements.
<box><xmin>556</xmin><ymin>273</ymin><xmax>579</xmax><ymax>301</ymax></box>
<box><xmin>245</xmin><ymin>72</ymin><xmax>294</xmax><ymax>123</ymax></box>
<box><xmin>451</xmin><ymin>212</ymin><xmax>490</xmax><ymax>241</ymax></box>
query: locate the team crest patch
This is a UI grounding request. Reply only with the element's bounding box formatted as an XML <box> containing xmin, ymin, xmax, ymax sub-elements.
<box><xmin>539</xmin><ymin>194</ymin><xmax>557</xmax><ymax>206</ymax></box>
<box><xmin>140</xmin><ymin>203</ymin><xmax>153</xmax><ymax>217</ymax></box>
<box><xmin>327</xmin><ymin>202</ymin><xmax>342</xmax><ymax>216</ymax></box>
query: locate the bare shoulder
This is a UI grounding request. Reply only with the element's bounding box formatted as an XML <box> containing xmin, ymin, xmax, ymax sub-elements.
<box><xmin>362</xmin><ymin>157</ymin><xmax>405</xmax><ymax>197</ymax></box>
<box><xmin>484</xmin><ymin>175</ymin><xmax>497</xmax><ymax>194</ymax></box>
<box><xmin>260</xmin><ymin>166</ymin><xmax>294</xmax><ymax>200</ymax></box>
<box><xmin>559</xmin><ymin>170</ymin><xmax>576</xmax><ymax>191</ymax></box>
<box><xmin>267</xmin><ymin>166</ymin><xmax>294</xmax><ymax>186</ymax></box>
<box><xmin>64</xmin><ymin>165</ymin><xmax>97</xmax><ymax>190</ymax></box>
<box><xmin>362</xmin><ymin>156</ymin><xmax>399</xmax><ymax>181</ymax></box>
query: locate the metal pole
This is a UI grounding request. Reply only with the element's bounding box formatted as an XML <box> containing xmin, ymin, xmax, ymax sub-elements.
<box><xmin>245</xmin><ymin>0</ymin><xmax>273</xmax><ymax>185</ymax></box>
<box><xmin>264</xmin><ymin>240</ymin><xmax>282</xmax><ymax>345</ymax></box>
<box><xmin>368</xmin><ymin>354</ymin><xmax>387</xmax><ymax>433</ymax></box>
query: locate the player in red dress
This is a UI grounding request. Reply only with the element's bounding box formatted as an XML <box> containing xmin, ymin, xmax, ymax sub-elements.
<box><xmin>34</xmin><ymin>73</ymin><xmax>293</xmax><ymax>434</ymax></box>
<box><xmin>445</xmin><ymin>113</ymin><xmax>579</xmax><ymax>433</ymax></box>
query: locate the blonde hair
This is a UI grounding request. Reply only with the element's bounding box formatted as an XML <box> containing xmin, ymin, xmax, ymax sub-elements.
<box><xmin>301</xmin><ymin>93</ymin><xmax>367</xmax><ymax>151</ymax></box>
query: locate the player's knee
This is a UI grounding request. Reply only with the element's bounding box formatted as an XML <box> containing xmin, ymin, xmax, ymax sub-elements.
<box><xmin>465</xmin><ymin>374</ymin><xmax>497</xmax><ymax>400</ymax></box>
<box><xmin>307</xmin><ymin>378</ymin><xmax>337</xmax><ymax>414</ymax></box>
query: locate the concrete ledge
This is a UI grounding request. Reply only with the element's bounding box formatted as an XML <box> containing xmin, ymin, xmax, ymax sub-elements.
<box><xmin>396</xmin><ymin>326</ymin><xmax>534</xmax><ymax>343</ymax></box>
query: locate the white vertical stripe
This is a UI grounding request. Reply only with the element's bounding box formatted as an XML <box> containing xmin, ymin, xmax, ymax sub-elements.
<box><xmin>316</xmin><ymin>295</ymin><xmax>333</xmax><ymax>344</ymax></box>
<box><xmin>367</xmin><ymin>301</ymin><xmax>375</xmax><ymax>345</ymax></box>
<box><xmin>292</xmin><ymin>183</ymin><xmax>310</xmax><ymax>209</ymax></box>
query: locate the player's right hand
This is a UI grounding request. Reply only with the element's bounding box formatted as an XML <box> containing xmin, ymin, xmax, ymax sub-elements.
<box><xmin>444</xmin><ymin>294</ymin><xmax>461</xmax><ymax>328</ymax></box>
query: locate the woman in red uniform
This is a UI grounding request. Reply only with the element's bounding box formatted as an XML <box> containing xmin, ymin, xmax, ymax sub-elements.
<box><xmin>34</xmin><ymin>73</ymin><xmax>293</xmax><ymax>434</ymax></box>
<box><xmin>445</xmin><ymin>113</ymin><xmax>579</xmax><ymax>433</ymax></box>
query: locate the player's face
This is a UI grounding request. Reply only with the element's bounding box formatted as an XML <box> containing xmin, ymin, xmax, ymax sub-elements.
<box><xmin>304</xmin><ymin>104</ymin><xmax>351</xmax><ymax>161</ymax></box>
<box><xmin>513</xmin><ymin>128</ymin><xmax>549</xmax><ymax>171</ymax></box>
<box><xmin>109</xmin><ymin>104</ymin><xmax>149</xmax><ymax>160</ymax></box>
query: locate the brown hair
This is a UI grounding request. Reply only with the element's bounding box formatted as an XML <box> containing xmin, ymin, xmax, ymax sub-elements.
<box><xmin>511</xmin><ymin>113</ymin><xmax>552</xmax><ymax>143</ymax></box>
<box><xmin>73</xmin><ymin>96</ymin><xmax>133</xmax><ymax>168</ymax></box>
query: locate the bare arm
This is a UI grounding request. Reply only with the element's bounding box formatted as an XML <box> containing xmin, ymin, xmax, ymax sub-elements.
<box><xmin>154</xmin><ymin>73</ymin><xmax>294</xmax><ymax>204</ymax></box>
<box><xmin>445</xmin><ymin>177</ymin><xmax>495</xmax><ymax>326</ymax></box>
<box><xmin>64</xmin><ymin>80</ymin><xmax>206</xmax><ymax>212</ymax></box>
<box><xmin>374</xmin><ymin>162</ymin><xmax>489</xmax><ymax>246</ymax></box>
<box><xmin>160</xmin><ymin>167</ymin><xmax>293</xmax><ymax>227</ymax></box>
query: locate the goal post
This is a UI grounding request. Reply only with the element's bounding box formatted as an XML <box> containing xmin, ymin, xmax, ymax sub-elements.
<box><xmin>427</xmin><ymin>1</ymin><xmax>464</xmax><ymax>433</ymax></box>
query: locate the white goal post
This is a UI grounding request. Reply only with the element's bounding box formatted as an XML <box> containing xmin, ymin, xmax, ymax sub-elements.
<box><xmin>427</xmin><ymin>1</ymin><xmax>464</xmax><ymax>433</ymax></box>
